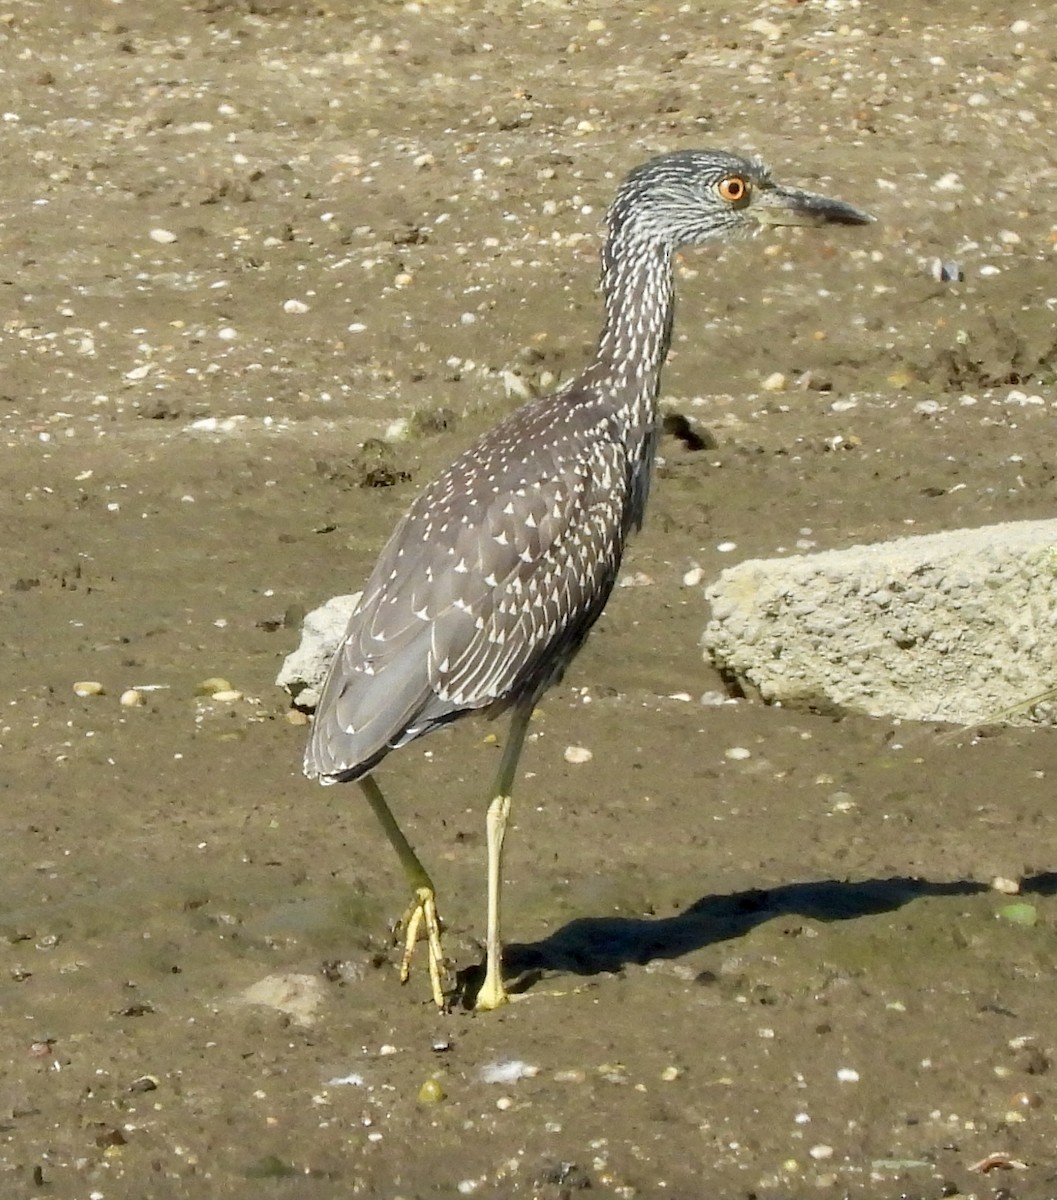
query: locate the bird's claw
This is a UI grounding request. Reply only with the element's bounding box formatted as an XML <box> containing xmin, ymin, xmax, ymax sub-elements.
<box><xmin>399</xmin><ymin>885</ymin><xmax>447</xmax><ymax>1008</ymax></box>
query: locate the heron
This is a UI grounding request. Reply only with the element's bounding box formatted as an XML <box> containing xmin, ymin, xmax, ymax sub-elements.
<box><xmin>304</xmin><ymin>149</ymin><xmax>873</xmax><ymax>1010</ymax></box>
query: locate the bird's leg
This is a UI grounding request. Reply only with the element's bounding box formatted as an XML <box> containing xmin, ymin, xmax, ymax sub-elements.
<box><xmin>476</xmin><ymin>699</ymin><xmax>535</xmax><ymax>1011</ymax></box>
<box><xmin>357</xmin><ymin>774</ymin><xmax>446</xmax><ymax>1008</ymax></box>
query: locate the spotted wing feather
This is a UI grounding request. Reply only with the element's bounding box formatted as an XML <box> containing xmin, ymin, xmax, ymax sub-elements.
<box><xmin>304</xmin><ymin>395</ymin><xmax>633</xmax><ymax>783</ymax></box>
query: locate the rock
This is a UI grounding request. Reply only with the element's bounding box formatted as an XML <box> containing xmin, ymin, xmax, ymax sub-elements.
<box><xmin>275</xmin><ymin>593</ymin><xmax>360</xmax><ymax>709</ymax></box>
<box><xmin>233</xmin><ymin>973</ymin><xmax>326</xmax><ymax>1026</ymax></box>
<box><xmin>702</xmin><ymin>518</ymin><xmax>1057</xmax><ymax>726</ymax></box>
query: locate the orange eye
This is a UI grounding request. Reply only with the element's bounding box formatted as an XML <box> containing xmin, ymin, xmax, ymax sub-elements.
<box><xmin>717</xmin><ymin>175</ymin><xmax>748</xmax><ymax>203</ymax></box>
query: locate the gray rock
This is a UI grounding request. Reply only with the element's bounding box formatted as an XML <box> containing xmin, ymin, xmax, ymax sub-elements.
<box><xmin>275</xmin><ymin>592</ymin><xmax>360</xmax><ymax>709</ymax></box>
<box><xmin>702</xmin><ymin>519</ymin><xmax>1057</xmax><ymax>726</ymax></box>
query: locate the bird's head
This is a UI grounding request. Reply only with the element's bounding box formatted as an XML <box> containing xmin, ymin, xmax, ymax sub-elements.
<box><xmin>607</xmin><ymin>149</ymin><xmax>874</xmax><ymax>249</ymax></box>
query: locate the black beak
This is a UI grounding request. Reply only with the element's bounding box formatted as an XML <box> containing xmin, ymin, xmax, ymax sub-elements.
<box><xmin>752</xmin><ymin>184</ymin><xmax>875</xmax><ymax>228</ymax></box>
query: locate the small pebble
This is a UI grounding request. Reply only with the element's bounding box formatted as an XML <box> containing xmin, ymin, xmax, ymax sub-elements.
<box><xmin>208</xmin><ymin>689</ymin><xmax>243</xmax><ymax>704</ymax></box>
<box><xmin>991</xmin><ymin>876</ymin><xmax>1021</xmax><ymax>894</ymax></box>
<box><xmin>73</xmin><ymin>681</ymin><xmax>105</xmax><ymax>697</ymax></box>
<box><xmin>914</xmin><ymin>399</ymin><xmax>943</xmax><ymax>416</ymax></box>
<box><xmin>553</xmin><ymin>1069</ymin><xmax>587</xmax><ymax>1084</ymax></box>
<box><xmin>836</xmin><ymin>1067</ymin><xmax>860</xmax><ymax>1083</ymax></box>
<box><xmin>617</xmin><ymin>570</ymin><xmax>654</xmax><ymax>587</ymax></box>
<box><xmin>417</xmin><ymin>1077</ymin><xmax>446</xmax><ymax>1104</ymax></box>
<box><xmin>761</xmin><ymin>371</ymin><xmax>786</xmax><ymax>392</ymax></box>
<box><xmin>196</xmin><ymin>677</ymin><xmax>233</xmax><ymax>696</ymax></box>
<box><xmin>682</xmin><ymin>566</ymin><xmax>705</xmax><ymax>587</ymax></box>
<box><xmin>929</xmin><ymin>258</ymin><xmax>962</xmax><ymax>283</ymax></box>
<box><xmin>724</xmin><ymin>746</ymin><xmax>751</xmax><ymax>761</ymax></box>
<box><xmin>809</xmin><ymin>1144</ymin><xmax>834</xmax><ymax>1161</ymax></box>
<box><xmin>119</xmin><ymin>688</ymin><xmax>146</xmax><ymax>707</ymax></box>
<box><xmin>149</xmin><ymin>228</ymin><xmax>177</xmax><ymax>244</ymax></box>
<box><xmin>282</xmin><ymin>299</ymin><xmax>310</xmax><ymax>314</ymax></box>
<box><xmin>660</xmin><ymin>1065</ymin><xmax>683</xmax><ymax>1082</ymax></box>
<box><xmin>564</xmin><ymin>745</ymin><xmax>593</xmax><ymax>765</ymax></box>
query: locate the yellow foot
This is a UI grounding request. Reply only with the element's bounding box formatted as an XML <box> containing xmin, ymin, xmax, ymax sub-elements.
<box><xmin>398</xmin><ymin>886</ymin><xmax>446</xmax><ymax>1008</ymax></box>
<box><xmin>474</xmin><ymin>965</ymin><xmax>509</xmax><ymax>1011</ymax></box>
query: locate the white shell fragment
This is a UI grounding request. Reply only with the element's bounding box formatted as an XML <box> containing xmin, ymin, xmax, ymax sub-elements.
<box><xmin>73</xmin><ymin>681</ymin><xmax>105</xmax><ymax>697</ymax></box>
<box><xmin>479</xmin><ymin>1060</ymin><xmax>539</xmax><ymax>1084</ymax></box>
<box><xmin>563</xmin><ymin>745</ymin><xmax>593</xmax><ymax>765</ymax></box>
<box><xmin>991</xmin><ymin>876</ymin><xmax>1021</xmax><ymax>895</ymax></box>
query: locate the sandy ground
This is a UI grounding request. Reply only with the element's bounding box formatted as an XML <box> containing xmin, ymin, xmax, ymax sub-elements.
<box><xmin>3</xmin><ymin>0</ymin><xmax>1057</xmax><ymax>1197</ymax></box>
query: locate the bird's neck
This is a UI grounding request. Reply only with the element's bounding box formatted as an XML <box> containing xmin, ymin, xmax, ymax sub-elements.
<box><xmin>587</xmin><ymin>231</ymin><xmax>676</xmax><ymax>414</ymax></box>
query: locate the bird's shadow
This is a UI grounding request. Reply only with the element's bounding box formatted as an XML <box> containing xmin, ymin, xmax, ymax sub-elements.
<box><xmin>457</xmin><ymin>872</ymin><xmax>1057</xmax><ymax>997</ymax></box>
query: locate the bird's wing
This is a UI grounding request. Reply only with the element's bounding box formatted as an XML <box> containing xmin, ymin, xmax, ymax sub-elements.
<box><xmin>431</xmin><ymin>439</ymin><xmax>626</xmax><ymax>707</ymax></box>
<box><xmin>305</xmin><ymin>409</ymin><xmax>629</xmax><ymax>781</ymax></box>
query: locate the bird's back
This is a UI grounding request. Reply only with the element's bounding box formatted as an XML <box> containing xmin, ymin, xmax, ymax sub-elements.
<box><xmin>305</xmin><ymin>385</ymin><xmax>655</xmax><ymax>783</ymax></box>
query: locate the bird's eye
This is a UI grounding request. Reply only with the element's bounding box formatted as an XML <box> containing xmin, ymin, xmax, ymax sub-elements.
<box><xmin>717</xmin><ymin>176</ymin><xmax>749</xmax><ymax>204</ymax></box>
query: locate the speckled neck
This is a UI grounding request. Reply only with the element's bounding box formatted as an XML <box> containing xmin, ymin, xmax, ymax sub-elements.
<box><xmin>589</xmin><ymin>228</ymin><xmax>676</xmax><ymax>423</ymax></box>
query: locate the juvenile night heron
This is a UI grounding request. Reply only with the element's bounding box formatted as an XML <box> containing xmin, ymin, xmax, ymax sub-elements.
<box><xmin>305</xmin><ymin>149</ymin><xmax>872</xmax><ymax>1010</ymax></box>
